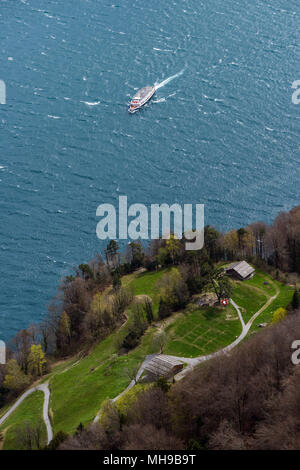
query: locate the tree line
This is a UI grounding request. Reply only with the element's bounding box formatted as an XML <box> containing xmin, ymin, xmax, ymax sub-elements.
<box><xmin>0</xmin><ymin>205</ymin><xmax>299</xmax><ymax>419</ymax></box>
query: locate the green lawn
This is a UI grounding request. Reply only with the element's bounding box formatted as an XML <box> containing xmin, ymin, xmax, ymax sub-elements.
<box><xmin>0</xmin><ymin>391</ymin><xmax>46</xmax><ymax>450</ymax></box>
<box><xmin>232</xmin><ymin>282</ymin><xmax>268</xmax><ymax>323</ymax></box>
<box><xmin>124</xmin><ymin>268</ymin><xmax>169</xmax><ymax>313</ymax></box>
<box><xmin>231</xmin><ymin>270</ymin><xmax>279</xmax><ymax>323</ymax></box>
<box><xmin>164</xmin><ymin>305</ymin><xmax>242</xmax><ymax>357</ymax></box>
<box><xmin>50</xmin><ymin>325</ymin><xmax>157</xmax><ymax>435</ymax></box>
<box><xmin>163</xmin><ymin>270</ymin><xmax>292</xmax><ymax>357</ymax></box>
<box><xmin>252</xmin><ymin>281</ymin><xmax>294</xmax><ymax>329</ymax></box>
<box><xmin>230</xmin><ymin>270</ymin><xmax>293</xmax><ymax>327</ymax></box>
<box><xmin>244</xmin><ymin>270</ymin><xmax>277</xmax><ymax>296</ymax></box>
<box><xmin>49</xmin><ymin>269</ymin><xmax>170</xmax><ymax>435</ymax></box>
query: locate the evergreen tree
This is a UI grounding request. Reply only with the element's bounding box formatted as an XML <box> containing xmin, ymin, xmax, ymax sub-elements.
<box><xmin>78</xmin><ymin>263</ymin><xmax>94</xmax><ymax>280</ymax></box>
<box><xmin>292</xmin><ymin>289</ymin><xmax>299</xmax><ymax>310</ymax></box>
<box><xmin>112</xmin><ymin>272</ymin><xmax>121</xmax><ymax>291</ymax></box>
<box><xmin>75</xmin><ymin>422</ymin><xmax>84</xmax><ymax>436</ymax></box>
<box><xmin>158</xmin><ymin>298</ymin><xmax>172</xmax><ymax>319</ymax></box>
<box><xmin>129</xmin><ymin>241</ymin><xmax>144</xmax><ymax>269</ymax></box>
<box><xmin>105</xmin><ymin>240</ymin><xmax>119</xmax><ymax>268</ymax></box>
<box><xmin>143</xmin><ymin>299</ymin><xmax>154</xmax><ymax>324</ymax></box>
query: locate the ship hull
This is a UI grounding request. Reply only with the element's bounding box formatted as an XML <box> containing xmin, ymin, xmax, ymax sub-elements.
<box><xmin>129</xmin><ymin>86</ymin><xmax>156</xmax><ymax>113</ymax></box>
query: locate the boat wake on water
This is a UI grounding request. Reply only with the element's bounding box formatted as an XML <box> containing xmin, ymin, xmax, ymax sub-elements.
<box><xmin>153</xmin><ymin>92</ymin><xmax>177</xmax><ymax>104</ymax></box>
<box><xmin>129</xmin><ymin>67</ymin><xmax>186</xmax><ymax>113</ymax></box>
<box><xmin>154</xmin><ymin>67</ymin><xmax>186</xmax><ymax>91</ymax></box>
<box><xmin>81</xmin><ymin>100</ymin><xmax>101</xmax><ymax>106</ymax></box>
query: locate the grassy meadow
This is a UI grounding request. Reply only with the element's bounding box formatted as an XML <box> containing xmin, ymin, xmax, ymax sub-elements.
<box><xmin>0</xmin><ymin>266</ymin><xmax>295</xmax><ymax>446</ymax></box>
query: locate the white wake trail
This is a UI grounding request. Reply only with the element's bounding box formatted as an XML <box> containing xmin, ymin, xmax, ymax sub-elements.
<box><xmin>154</xmin><ymin>67</ymin><xmax>186</xmax><ymax>90</ymax></box>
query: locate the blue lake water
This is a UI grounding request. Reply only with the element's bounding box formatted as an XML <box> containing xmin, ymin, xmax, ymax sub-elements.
<box><xmin>0</xmin><ymin>0</ymin><xmax>299</xmax><ymax>341</ymax></box>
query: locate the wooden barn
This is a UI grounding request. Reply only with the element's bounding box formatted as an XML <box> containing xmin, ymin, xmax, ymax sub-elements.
<box><xmin>144</xmin><ymin>355</ymin><xmax>184</xmax><ymax>380</ymax></box>
<box><xmin>225</xmin><ymin>261</ymin><xmax>255</xmax><ymax>281</ymax></box>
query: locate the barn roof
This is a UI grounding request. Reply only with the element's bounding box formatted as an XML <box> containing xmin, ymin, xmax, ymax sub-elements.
<box><xmin>226</xmin><ymin>261</ymin><xmax>255</xmax><ymax>279</ymax></box>
<box><xmin>144</xmin><ymin>355</ymin><xmax>184</xmax><ymax>378</ymax></box>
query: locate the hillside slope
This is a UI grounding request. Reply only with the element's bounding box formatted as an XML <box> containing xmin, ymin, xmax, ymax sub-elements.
<box><xmin>0</xmin><ymin>267</ymin><xmax>294</xmax><ymax>448</ymax></box>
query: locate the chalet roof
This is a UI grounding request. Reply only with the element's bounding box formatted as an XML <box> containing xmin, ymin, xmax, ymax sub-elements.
<box><xmin>226</xmin><ymin>261</ymin><xmax>255</xmax><ymax>279</ymax></box>
<box><xmin>144</xmin><ymin>355</ymin><xmax>184</xmax><ymax>378</ymax></box>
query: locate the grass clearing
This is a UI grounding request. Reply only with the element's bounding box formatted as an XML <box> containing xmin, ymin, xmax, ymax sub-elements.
<box><xmin>49</xmin><ymin>269</ymin><xmax>170</xmax><ymax>434</ymax></box>
<box><xmin>50</xmin><ymin>325</ymin><xmax>157</xmax><ymax>435</ymax></box>
<box><xmin>252</xmin><ymin>281</ymin><xmax>294</xmax><ymax>329</ymax></box>
<box><xmin>164</xmin><ymin>305</ymin><xmax>242</xmax><ymax>357</ymax></box>
<box><xmin>126</xmin><ymin>268</ymin><xmax>169</xmax><ymax>313</ymax></box>
<box><xmin>244</xmin><ymin>270</ymin><xmax>277</xmax><ymax>296</ymax></box>
<box><xmin>232</xmin><ymin>282</ymin><xmax>268</xmax><ymax>323</ymax></box>
<box><xmin>231</xmin><ymin>270</ymin><xmax>279</xmax><ymax>323</ymax></box>
<box><xmin>0</xmin><ymin>391</ymin><xmax>46</xmax><ymax>450</ymax></box>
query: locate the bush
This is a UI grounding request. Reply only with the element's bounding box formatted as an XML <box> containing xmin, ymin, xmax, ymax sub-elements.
<box><xmin>121</xmin><ymin>306</ymin><xmax>148</xmax><ymax>351</ymax></box>
<box><xmin>116</xmin><ymin>384</ymin><xmax>150</xmax><ymax>419</ymax></box>
<box><xmin>143</xmin><ymin>299</ymin><xmax>154</xmax><ymax>324</ymax></box>
<box><xmin>122</xmin><ymin>330</ymin><xmax>140</xmax><ymax>351</ymax></box>
<box><xmin>144</xmin><ymin>257</ymin><xmax>158</xmax><ymax>271</ymax></box>
<box><xmin>3</xmin><ymin>359</ymin><xmax>31</xmax><ymax>392</ymax></box>
<box><xmin>186</xmin><ymin>276</ymin><xmax>205</xmax><ymax>295</ymax></box>
<box><xmin>132</xmin><ymin>305</ymin><xmax>148</xmax><ymax>334</ymax></box>
<box><xmin>158</xmin><ymin>299</ymin><xmax>172</xmax><ymax>319</ymax></box>
<box><xmin>272</xmin><ymin>307</ymin><xmax>287</xmax><ymax>324</ymax></box>
<box><xmin>46</xmin><ymin>431</ymin><xmax>68</xmax><ymax>450</ymax></box>
<box><xmin>112</xmin><ymin>287</ymin><xmax>134</xmax><ymax>316</ymax></box>
<box><xmin>98</xmin><ymin>399</ymin><xmax>121</xmax><ymax>434</ymax></box>
<box><xmin>155</xmin><ymin>378</ymin><xmax>171</xmax><ymax>393</ymax></box>
<box><xmin>156</xmin><ymin>268</ymin><xmax>190</xmax><ymax>316</ymax></box>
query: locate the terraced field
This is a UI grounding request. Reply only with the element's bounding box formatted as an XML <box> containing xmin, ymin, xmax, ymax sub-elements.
<box><xmin>164</xmin><ymin>305</ymin><xmax>242</xmax><ymax>357</ymax></box>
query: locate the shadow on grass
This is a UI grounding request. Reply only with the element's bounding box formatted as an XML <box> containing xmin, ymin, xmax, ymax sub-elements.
<box><xmin>202</xmin><ymin>307</ymin><xmax>223</xmax><ymax>321</ymax></box>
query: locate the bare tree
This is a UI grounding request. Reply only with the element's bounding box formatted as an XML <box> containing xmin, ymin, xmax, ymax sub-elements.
<box><xmin>123</xmin><ymin>363</ymin><xmax>140</xmax><ymax>384</ymax></box>
<box><xmin>152</xmin><ymin>331</ymin><xmax>169</xmax><ymax>354</ymax></box>
<box><xmin>15</xmin><ymin>419</ymin><xmax>44</xmax><ymax>450</ymax></box>
<box><xmin>123</xmin><ymin>423</ymin><xmax>184</xmax><ymax>450</ymax></box>
<box><xmin>209</xmin><ymin>420</ymin><xmax>246</xmax><ymax>450</ymax></box>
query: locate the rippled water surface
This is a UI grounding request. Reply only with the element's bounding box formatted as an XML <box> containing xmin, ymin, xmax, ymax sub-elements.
<box><xmin>0</xmin><ymin>0</ymin><xmax>299</xmax><ymax>340</ymax></box>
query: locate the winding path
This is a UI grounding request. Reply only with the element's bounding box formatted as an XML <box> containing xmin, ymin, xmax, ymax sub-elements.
<box><xmin>93</xmin><ymin>354</ymin><xmax>157</xmax><ymax>422</ymax></box>
<box><xmin>1</xmin><ymin>281</ymin><xmax>279</xmax><ymax>433</ymax></box>
<box><xmin>0</xmin><ymin>382</ymin><xmax>53</xmax><ymax>445</ymax></box>
<box><xmin>172</xmin><ymin>287</ymin><xmax>279</xmax><ymax>378</ymax></box>
<box><xmin>94</xmin><ymin>285</ymin><xmax>279</xmax><ymax>419</ymax></box>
